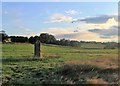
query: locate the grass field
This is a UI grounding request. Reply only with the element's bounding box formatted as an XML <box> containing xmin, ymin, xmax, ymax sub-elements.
<box><xmin>1</xmin><ymin>43</ymin><xmax>119</xmax><ymax>85</ymax></box>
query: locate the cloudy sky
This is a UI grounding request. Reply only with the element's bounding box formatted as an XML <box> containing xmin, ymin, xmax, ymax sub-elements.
<box><xmin>2</xmin><ymin>2</ymin><xmax>118</xmax><ymax>42</ymax></box>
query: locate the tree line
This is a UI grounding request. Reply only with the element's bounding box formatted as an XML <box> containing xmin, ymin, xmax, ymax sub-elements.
<box><xmin>1</xmin><ymin>32</ymin><xmax>80</xmax><ymax>47</ymax></box>
<box><xmin>0</xmin><ymin>31</ymin><xmax>119</xmax><ymax>48</ymax></box>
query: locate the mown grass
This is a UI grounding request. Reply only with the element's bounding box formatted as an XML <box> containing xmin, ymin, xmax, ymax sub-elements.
<box><xmin>1</xmin><ymin>43</ymin><xmax>119</xmax><ymax>85</ymax></box>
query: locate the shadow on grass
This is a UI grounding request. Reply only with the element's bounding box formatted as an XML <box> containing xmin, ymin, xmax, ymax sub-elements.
<box><xmin>2</xmin><ymin>63</ymin><xmax>119</xmax><ymax>85</ymax></box>
<box><xmin>2</xmin><ymin>58</ymin><xmax>43</xmax><ymax>63</ymax></box>
<box><xmin>2</xmin><ymin>55</ymin><xmax>61</xmax><ymax>63</ymax></box>
<box><xmin>55</xmin><ymin>64</ymin><xmax>119</xmax><ymax>84</ymax></box>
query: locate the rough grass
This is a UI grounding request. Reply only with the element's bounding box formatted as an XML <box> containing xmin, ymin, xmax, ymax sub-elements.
<box><xmin>1</xmin><ymin>43</ymin><xmax>119</xmax><ymax>85</ymax></box>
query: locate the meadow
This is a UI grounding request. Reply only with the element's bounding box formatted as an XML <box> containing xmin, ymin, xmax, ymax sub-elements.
<box><xmin>1</xmin><ymin>43</ymin><xmax>119</xmax><ymax>85</ymax></box>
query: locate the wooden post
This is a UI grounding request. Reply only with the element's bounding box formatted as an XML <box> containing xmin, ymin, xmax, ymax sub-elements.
<box><xmin>34</xmin><ymin>40</ymin><xmax>41</xmax><ymax>59</ymax></box>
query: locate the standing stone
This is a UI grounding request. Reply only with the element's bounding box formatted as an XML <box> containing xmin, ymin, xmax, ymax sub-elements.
<box><xmin>34</xmin><ymin>40</ymin><xmax>41</xmax><ymax>58</ymax></box>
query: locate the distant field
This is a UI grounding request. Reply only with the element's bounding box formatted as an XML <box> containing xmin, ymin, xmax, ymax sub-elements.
<box><xmin>1</xmin><ymin>43</ymin><xmax>119</xmax><ymax>85</ymax></box>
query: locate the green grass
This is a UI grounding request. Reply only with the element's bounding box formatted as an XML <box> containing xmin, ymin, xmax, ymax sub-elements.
<box><xmin>1</xmin><ymin>43</ymin><xmax>119</xmax><ymax>85</ymax></box>
<box><xmin>81</xmin><ymin>43</ymin><xmax>105</xmax><ymax>49</ymax></box>
<box><xmin>2</xmin><ymin>43</ymin><xmax>33</xmax><ymax>58</ymax></box>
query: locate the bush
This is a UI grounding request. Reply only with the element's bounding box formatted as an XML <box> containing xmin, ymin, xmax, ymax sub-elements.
<box><xmin>104</xmin><ymin>44</ymin><xmax>116</xmax><ymax>49</ymax></box>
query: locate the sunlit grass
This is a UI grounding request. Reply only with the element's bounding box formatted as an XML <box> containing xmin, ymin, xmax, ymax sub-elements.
<box><xmin>1</xmin><ymin>43</ymin><xmax>118</xmax><ymax>85</ymax></box>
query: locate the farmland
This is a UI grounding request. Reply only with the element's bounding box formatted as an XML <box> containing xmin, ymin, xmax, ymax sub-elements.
<box><xmin>1</xmin><ymin>43</ymin><xmax>119</xmax><ymax>85</ymax></box>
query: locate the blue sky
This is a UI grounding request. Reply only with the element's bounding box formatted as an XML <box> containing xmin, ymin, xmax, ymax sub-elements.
<box><xmin>1</xmin><ymin>0</ymin><xmax>119</xmax><ymax>2</ymax></box>
<box><xmin>2</xmin><ymin>2</ymin><xmax>118</xmax><ymax>42</ymax></box>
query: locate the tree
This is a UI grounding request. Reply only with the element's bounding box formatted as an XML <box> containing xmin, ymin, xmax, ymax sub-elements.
<box><xmin>0</xmin><ymin>30</ymin><xmax>8</xmax><ymax>42</ymax></box>
<box><xmin>59</xmin><ymin>39</ymin><xmax>66</xmax><ymax>45</ymax></box>
<box><xmin>70</xmin><ymin>41</ymin><xmax>80</xmax><ymax>47</ymax></box>
<box><xmin>104</xmin><ymin>42</ymin><xmax>117</xmax><ymax>49</ymax></box>
<box><xmin>34</xmin><ymin>36</ymin><xmax>40</xmax><ymax>41</ymax></box>
<box><xmin>10</xmin><ymin>36</ymin><xmax>28</xmax><ymax>43</ymax></box>
<box><xmin>58</xmin><ymin>39</ymin><xmax>80</xmax><ymax>47</ymax></box>
<box><xmin>40</xmin><ymin>33</ymin><xmax>49</xmax><ymax>43</ymax></box>
<box><xmin>40</xmin><ymin>33</ymin><xmax>56</xmax><ymax>44</ymax></box>
<box><xmin>28</xmin><ymin>36</ymin><xmax>36</xmax><ymax>44</ymax></box>
<box><xmin>48</xmin><ymin>35</ymin><xmax>56</xmax><ymax>44</ymax></box>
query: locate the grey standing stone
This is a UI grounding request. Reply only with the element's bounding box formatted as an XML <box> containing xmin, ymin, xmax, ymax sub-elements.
<box><xmin>34</xmin><ymin>40</ymin><xmax>41</xmax><ymax>58</ymax></box>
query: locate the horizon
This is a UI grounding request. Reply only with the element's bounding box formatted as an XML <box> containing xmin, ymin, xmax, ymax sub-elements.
<box><xmin>2</xmin><ymin>2</ymin><xmax>118</xmax><ymax>42</ymax></box>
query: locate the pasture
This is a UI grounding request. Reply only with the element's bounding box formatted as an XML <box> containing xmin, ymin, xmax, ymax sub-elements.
<box><xmin>1</xmin><ymin>43</ymin><xmax>119</xmax><ymax>85</ymax></box>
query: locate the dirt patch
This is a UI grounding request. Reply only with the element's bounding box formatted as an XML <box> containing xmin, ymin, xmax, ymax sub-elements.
<box><xmin>87</xmin><ymin>78</ymin><xmax>109</xmax><ymax>84</ymax></box>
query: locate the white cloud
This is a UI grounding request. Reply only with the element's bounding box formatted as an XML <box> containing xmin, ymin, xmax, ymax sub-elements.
<box><xmin>25</xmin><ymin>32</ymin><xmax>38</xmax><ymax>37</ymax></box>
<box><xmin>73</xmin><ymin>17</ymin><xmax>118</xmax><ymax>41</ymax></box>
<box><xmin>77</xmin><ymin>17</ymin><xmax>118</xmax><ymax>31</ymax></box>
<box><xmin>41</xmin><ymin>16</ymin><xmax>118</xmax><ymax>42</ymax></box>
<box><xmin>55</xmin><ymin>31</ymin><xmax>118</xmax><ymax>42</ymax></box>
<box><xmin>31</xmin><ymin>25</ymin><xmax>118</xmax><ymax>42</ymax></box>
<box><xmin>94</xmin><ymin>18</ymin><xmax>117</xmax><ymax>29</ymax></box>
<box><xmin>88</xmin><ymin>26</ymin><xmax>118</xmax><ymax>38</ymax></box>
<box><xmin>71</xmin><ymin>32</ymin><xmax>118</xmax><ymax>42</ymax></box>
<box><xmin>28</xmin><ymin>13</ymin><xmax>118</xmax><ymax>42</ymax></box>
<box><xmin>16</xmin><ymin>26</ymin><xmax>31</xmax><ymax>31</ymax></box>
<box><xmin>41</xmin><ymin>27</ymin><xmax>75</xmax><ymax>35</ymax></box>
<box><xmin>72</xmin><ymin>14</ymin><xmax>118</xmax><ymax>24</ymax></box>
<box><xmin>65</xmin><ymin>9</ymin><xmax>80</xmax><ymax>15</ymax></box>
<box><xmin>48</xmin><ymin>13</ymin><xmax>77</xmax><ymax>23</ymax></box>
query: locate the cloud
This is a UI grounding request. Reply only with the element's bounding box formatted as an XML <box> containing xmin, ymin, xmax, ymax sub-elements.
<box><xmin>43</xmin><ymin>13</ymin><xmax>118</xmax><ymax>41</ymax></box>
<box><xmin>81</xmin><ymin>15</ymin><xmax>117</xmax><ymax>24</ymax></box>
<box><xmin>16</xmin><ymin>26</ymin><xmax>31</xmax><ymax>31</ymax></box>
<box><xmin>76</xmin><ymin>17</ymin><xmax>118</xmax><ymax>32</ymax></box>
<box><xmin>3</xmin><ymin>10</ymin><xmax>25</xmax><ymax>23</ymax></box>
<box><xmin>41</xmin><ymin>27</ymin><xmax>75</xmax><ymax>35</ymax></box>
<box><xmin>55</xmin><ymin>32</ymin><xmax>118</xmax><ymax>42</ymax></box>
<box><xmin>3</xmin><ymin>10</ymin><xmax>24</xmax><ymax>17</ymax></box>
<box><xmin>40</xmin><ymin>27</ymin><xmax>96</xmax><ymax>40</ymax></box>
<box><xmin>56</xmin><ymin>33</ymin><xmax>79</xmax><ymax>39</ymax></box>
<box><xmin>41</xmin><ymin>26</ymin><xmax>118</xmax><ymax>42</ymax></box>
<box><xmin>93</xmin><ymin>18</ymin><xmax>117</xmax><ymax>29</ymax></box>
<box><xmin>72</xmin><ymin>14</ymin><xmax>118</xmax><ymax>24</ymax></box>
<box><xmin>24</xmin><ymin>32</ymin><xmax>38</xmax><ymax>37</ymax></box>
<box><xmin>88</xmin><ymin>26</ymin><xmax>118</xmax><ymax>38</ymax></box>
<box><xmin>43</xmin><ymin>13</ymin><xmax>118</xmax><ymax>42</ymax></box>
<box><xmin>65</xmin><ymin>9</ymin><xmax>80</xmax><ymax>15</ymax></box>
<box><xmin>41</xmin><ymin>27</ymin><xmax>80</xmax><ymax>39</ymax></box>
<box><xmin>48</xmin><ymin>13</ymin><xmax>77</xmax><ymax>23</ymax></box>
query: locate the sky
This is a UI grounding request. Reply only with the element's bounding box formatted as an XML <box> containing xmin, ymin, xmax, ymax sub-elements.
<box><xmin>1</xmin><ymin>0</ymin><xmax>119</xmax><ymax>2</ymax></box>
<box><xmin>1</xmin><ymin>2</ymin><xmax>118</xmax><ymax>42</ymax></box>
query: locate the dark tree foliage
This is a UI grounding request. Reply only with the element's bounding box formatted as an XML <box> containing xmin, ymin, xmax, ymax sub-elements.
<box><xmin>34</xmin><ymin>36</ymin><xmax>40</xmax><ymax>40</ymax></box>
<box><xmin>69</xmin><ymin>41</ymin><xmax>80</xmax><ymax>47</ymax></box>
<box><xmin>28</xmin><ymin>36</ymin><xmax>36</xmax><ymax>44</ymax></box>
<box><xmin>10</xmin><ymin>36</ymin><xmax>28</xmax><ymax>43</ymax></box>
<box><xmin>0</xmin><ymin>30</ymin><xmax>8</xmax><ymax>42</ymax></box>
<box><xmin>1</xmin><ymin>31</ymin><xmax>118</xmax><ymax>48</ymax></box>
<box><xmin>28</xmin><ymin>36</ymin><xmax>40</xmax><ymax>44</ymax></box>
<box><xmin>39</xmin><ymin>33</ymin><xmax>81</xmax><ymax>47</ymax></box>
<box><xmin>104</xmin><ymin>42</ymin><xmax>118</xmax><ymax>49</ymax></box>
<box><xmin>59</xmin><ymin>39</ymin><xmax>70</xmax><ymax>46</ymax></box>
<box><xmin>55</xmin><ymin>38</ymin><xmax>80</xmax><ymax>47</ymax></box>
<box><xmin>40</xmin><ymin>33</ymin><xmax>49</xmax><ymax>43</ymax></box>
<box><xmin>40</xmin><ymin>33</ymin><xmax>56</xmax><ymax>44</ymax></box>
